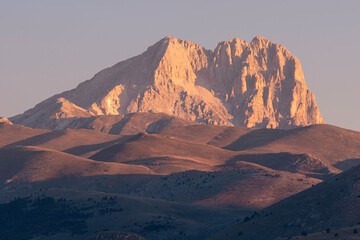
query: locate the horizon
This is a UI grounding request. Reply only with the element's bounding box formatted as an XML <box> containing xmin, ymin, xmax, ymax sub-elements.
<box><xmin>1</xmin><ymin>0</ymin><xmax>359</xmax><ymax>131</ymax></box>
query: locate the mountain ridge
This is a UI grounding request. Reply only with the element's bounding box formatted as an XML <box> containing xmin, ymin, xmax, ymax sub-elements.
<box><xmin>11</xmin><ymin>36</ymin><xmax>324</xmax><ymax>129</ymax></box>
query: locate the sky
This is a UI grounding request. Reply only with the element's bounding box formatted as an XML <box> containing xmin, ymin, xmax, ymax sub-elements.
<box><xmin>1</xmin><ymin>0</ymin><xmax>359</xmax><ymax>131</ymax></box>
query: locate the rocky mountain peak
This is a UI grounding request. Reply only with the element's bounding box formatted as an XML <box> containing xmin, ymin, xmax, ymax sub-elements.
<box><xmin>10</xmin><ymin>36</ymin><xmax>324</xmax><ymax>129</ymax></box>
<box><xmin>251</xmin><ymin>35</ymin><xmax>270</xmax><ymax>45</ymax></box>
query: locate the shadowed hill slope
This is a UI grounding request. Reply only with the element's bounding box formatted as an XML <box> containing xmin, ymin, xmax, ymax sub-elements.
<box><xmin>157</xmin><ymin>124</ymin><xmax>360</xmax><ymax>171</ymax></box>
<box><xmin>208</xmin><ymin>163</ymin><xmax>360</xmax><ymax>240</ymax></box>
<box><xmin>0</xmin><ymin>146</ymin><xmax>152</xmax><ymax>183</ymax></box>
<box><xmin>3</xmin><ymin>128</ymin><xmax>124</xmax><ymax>158</ymax></box>
<box><xmin>1</xmin><ymin>188</ymin><xmax>249</xmax><ymax>240</ymax></box>
<box><xmin>228</xmin><ymin>124</ymin><xmax>360</xmax><ymax>167</ymax></box>
<box><xmin>0</xmin><ymin>122</ymin><xmax>49</xmax><ymax>147</ymax></box>
<box><xmin>90</xmin><ymin>133</ymin><xmax>235</xmax><ymax>167</ymax></box>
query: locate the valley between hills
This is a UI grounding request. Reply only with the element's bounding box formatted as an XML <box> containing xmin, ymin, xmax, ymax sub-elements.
<box><xmin>1</xmin><ymin>36</ymin><xmax>360</xmax><ymax>240</ymax></box>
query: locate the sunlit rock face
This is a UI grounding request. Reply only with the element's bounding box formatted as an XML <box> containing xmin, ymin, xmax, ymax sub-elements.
<box><xmin>11</xmin><ymin>36</ymin><xmax>324</xmax><ymax>129</ymax></box>
<box><xmin>0</xmin><ymin>117</ymin><xmax>12</xmax><ymax>125</ymax></box>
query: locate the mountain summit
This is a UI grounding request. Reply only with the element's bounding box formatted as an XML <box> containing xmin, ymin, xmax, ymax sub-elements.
<box><xmin>11</xmin><ymin>36</ymin><xmax>324</xmax><ymax>129</ymax></box>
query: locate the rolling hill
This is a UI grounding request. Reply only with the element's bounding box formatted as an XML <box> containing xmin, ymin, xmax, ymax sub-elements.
<box><xmin>207</xmin><ymin>162</ymin><xmax>360</xmax><ymax>239</ymax></box>
<box><xmin>0</xmin><ymin>115</ymin><xmax>360</xmax><ymax>239</ymax></box>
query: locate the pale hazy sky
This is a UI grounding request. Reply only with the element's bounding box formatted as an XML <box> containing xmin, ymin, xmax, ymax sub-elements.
<box><xmin>1</xmin><ymin>0</ymin><xmax>359</xmax><ymax>131</ymax></box>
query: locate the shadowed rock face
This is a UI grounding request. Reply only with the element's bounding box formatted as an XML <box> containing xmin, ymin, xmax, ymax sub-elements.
<box><xmin>11</xmin><ymin>36</ymin><xmax>324</xmax><ymax>129</ymax></box>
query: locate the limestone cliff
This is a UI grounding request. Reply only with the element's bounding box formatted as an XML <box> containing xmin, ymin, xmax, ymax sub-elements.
<box><xmin>11</xmin><ymin>36</ymin><xmax>324</xmax><ymax>129</ymax></box>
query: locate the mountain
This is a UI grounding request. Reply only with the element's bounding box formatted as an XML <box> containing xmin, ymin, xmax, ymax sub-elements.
<box><xmin>10</xmin><ymin>36</ymin><xmax>323</xmax><ymax>129</ymax></box>
<box><xmin>64</xmin><ymin>112</ymin><xmax>195</xmax><ymax>135</ymax></box>
<box><xmin>207</xmin><ymin>162</ymin><xmax>360</xmax><ymax>240</ymax></box>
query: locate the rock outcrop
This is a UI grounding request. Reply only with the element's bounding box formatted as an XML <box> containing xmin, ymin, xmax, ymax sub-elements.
<box><xmin>11</xmin><ymin>36</ymin><xmax>324</xmax><ymax>129</ymax></box>
<box><xmin>0</xmin><ymin>117</ymin><xmax>12</xmax><ymax>125</ymax></box>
